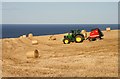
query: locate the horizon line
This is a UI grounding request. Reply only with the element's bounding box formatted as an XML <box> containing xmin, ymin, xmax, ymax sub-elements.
<box><xmin>2</xmin><ymin>0</ymin><xmax>120</xmax><ymax>2</ymax></box>
<box><xmin>1</xmin><ymin>23</ymin><xmax>119</xmax><ymax>24</ymax></box>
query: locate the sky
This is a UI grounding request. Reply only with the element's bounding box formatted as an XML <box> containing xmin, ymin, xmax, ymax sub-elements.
<box><xmin>1</xmin><ymin>0</ymin><xmax>119</xmax><ymax>24</ymax></box>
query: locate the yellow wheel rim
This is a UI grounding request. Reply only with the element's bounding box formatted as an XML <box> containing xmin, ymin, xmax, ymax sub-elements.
<box><xmin>76</xmin><ymin>37</ymin><xmax>81</xmax><ymax>42</ymax></box>
<box><xmin>65</xmin><ymin>40</ymin><xmax>69</xmax><ymax>44</ymax></box>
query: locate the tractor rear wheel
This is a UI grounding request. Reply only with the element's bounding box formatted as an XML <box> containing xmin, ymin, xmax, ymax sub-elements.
<box><xmin>63</xmin><ymin>38</ymin><xmax>70</xmax><ymax>44</ymax></box>
<box><xmin>75</xmin><ymin>35</ymin><xmax>84</xmax><ymax>43</ymax></box>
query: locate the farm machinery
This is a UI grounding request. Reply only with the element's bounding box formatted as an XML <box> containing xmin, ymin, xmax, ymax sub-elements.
<box><xmin>63</xmin><ymin>28</ymin><xmax>104</xmax><ymax>44</ymax></box>
<box><xmin>63</xmin><ymin>29</ymin><xmax>85</xmax><ymax>44</ymax></box>
<box><xmin>87</xmin><ymin>28</ymin><xmax>104</xmax><ymax>41</ymax></box>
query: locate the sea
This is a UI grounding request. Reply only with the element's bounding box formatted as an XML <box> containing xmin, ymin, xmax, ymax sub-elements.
<box><xmin>1</xmin><ymin>24</ymin><xmax>119</xmax><ymax>38</ymax></box>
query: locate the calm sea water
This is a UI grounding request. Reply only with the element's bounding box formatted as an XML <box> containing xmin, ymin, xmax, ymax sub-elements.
<box><xmin>2</xmin><ymin>24</ymin><xmax>119</xmax><ymax>38</ymax></box>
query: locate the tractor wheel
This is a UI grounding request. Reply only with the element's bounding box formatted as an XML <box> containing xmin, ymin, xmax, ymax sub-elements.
<box><xmin>88</xmin><ymin>38</ymin><xmax>96</xmax><ymax>41</ymax></box>
<box><xmin>96</xmin><ymin>37</ymin><xmax>102</xmax><ymax>41</ymax></box>
<box><xmin>75</xmin><ymin>35</ymin><xmax>84</xmax><ymax>43</ymax></box>
<box><xmin>88</xmin><ymin>38</ymin><xmax>93</xmax><ymax>41</ymax></box>
<box><xmin>99</xmin><ymin>36</ymin><xmax>102</xmax><ymax>40</ymax></box>
<box><xmin>63</xmin><ymin>38</ymin><xmax>70</xmax><ymax>44</ymax></box>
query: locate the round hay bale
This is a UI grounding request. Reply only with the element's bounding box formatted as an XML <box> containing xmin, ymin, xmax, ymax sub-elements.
<box><xmin>83</xmin><ymin>33</ymin><xmax>87</xmax><ymax>38</ymax></box>
<box><xmin>26</xmin><ymin>50</ymin><xmax>39</xmax><ymax>58</ymax></box>
<box><xmin>32</xmin><ymin>40</ymin><xmax>38</xmax><ymax>45</ymax></box>
<box><xmin>28</xmin><ymin>33</ymin><xmax>33</xmax><ymax>38</ymax></box>
<box><xmin>52</xmin><ymin>37</ymin><xmax>56</xmax><ymax>40</ymax></box>
<box><xmin>49</xmin><ymin>35</ymin><xmax>56</xmax><ymax>40</ymax></box>
<box><xmin>81</xmin><ymin>30</ymin><xmax>87</xmax><ymax>33</ymax></box>
<box><xmin>106</xmin><ymin>27</ymin><xmax>111</xmax><ymax>31</ymax></box>
<box><xmin>22</xmin><ymin>35</ymin><xmax>27</xmax><ymax>38</ymax></box>
<box><xmin>81</xmin><ymin>30</ymin><xmax>87</xmax><ymax>39</ymax></box>
<box><xmin>19</xmin><ymin>36</ymin><xmax>23</xmax><ymax>38</ymax></box>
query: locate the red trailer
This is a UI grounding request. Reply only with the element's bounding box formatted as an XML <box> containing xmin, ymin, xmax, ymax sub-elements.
<box><xmin>88</xmin><ymin>28</ymin><xmax>104</xmax><ymax>41</ymax></box>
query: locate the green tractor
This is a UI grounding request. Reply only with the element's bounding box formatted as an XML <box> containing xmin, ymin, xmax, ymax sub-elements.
<box><xmin>63</xmin><ymin>29</ymin><xmax>85</xmax><ymax>44</ymax></box>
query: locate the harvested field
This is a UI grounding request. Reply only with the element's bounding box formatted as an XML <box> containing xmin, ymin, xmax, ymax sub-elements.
<box><xmin>1</xmin><ymin>30</ymin><xmax>119</xmax><ymax>77</ymax></box>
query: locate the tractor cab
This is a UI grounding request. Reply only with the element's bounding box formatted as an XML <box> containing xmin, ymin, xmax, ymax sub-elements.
<box><xmin>71</xmin><ymin>29</ymin><xmax>81</xmax><ymax>37</ymax></box>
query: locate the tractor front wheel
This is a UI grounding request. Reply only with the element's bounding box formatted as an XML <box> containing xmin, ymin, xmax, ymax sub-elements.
<box><xmin>63</xmin><ymin>38</ymin><xmax>70</xmax><ymax>44</ymax></box>
<box><xmin>75</xmin><ymin>35</ymin><xmax>84</xmax><ymax>43</ymax></box>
